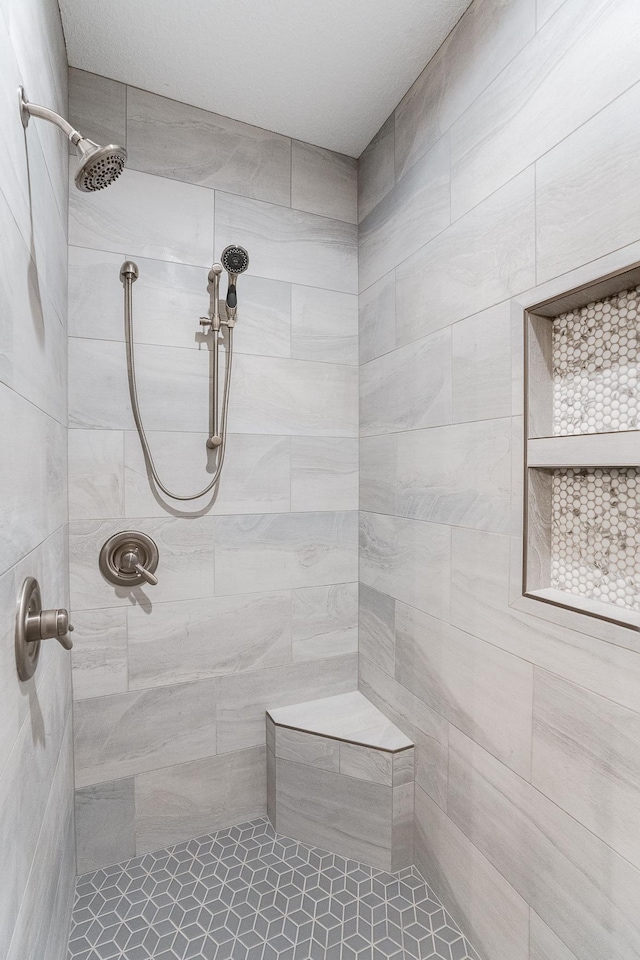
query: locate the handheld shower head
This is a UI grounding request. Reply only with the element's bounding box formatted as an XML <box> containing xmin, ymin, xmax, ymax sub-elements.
<box><xmin>19</xmin><ymin>87</ymin><xmax>126</xmax><ymax>192</ymax></box>
<box><xmin>220</xmin><ymin>245</ymin><xmax>249</xmax><ymax>318</ymax></box>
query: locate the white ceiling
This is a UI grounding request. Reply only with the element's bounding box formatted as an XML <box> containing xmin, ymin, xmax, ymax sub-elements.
<box><xmin>58</xmin><ymin>0</ymin><xmax>472</xmax><ymax>158</ymax></box>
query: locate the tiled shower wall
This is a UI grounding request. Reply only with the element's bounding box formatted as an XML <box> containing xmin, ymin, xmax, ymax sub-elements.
<box><xmin>67</xmin><ymin>69</ymin><xmax>359</xmax><ymax>872</ymax></box>
<box><xmin>0</xmin><ymin>0</ymin><xmax>74</xmax><ymax>956</ymax></box>
<box><xmin>357</xmin><ymin>1</ymin><xmax>640</xmax><ymax>960</ymax></box>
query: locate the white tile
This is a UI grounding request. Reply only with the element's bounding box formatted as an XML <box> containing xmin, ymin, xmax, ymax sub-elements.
<box><xmin>69</xmin><ymin>516</ymin><xmax>215</xmax><ymax>611</ymax></box>
<box><xmin>359</xmin><ymin>512</ymin><xmax>451</xmax><ymax>621</ymax></box>
<box><xmin>69</xmin><ymin>68</ymin><xmax>127</xmax><ymax>150</ymax></box>
<box><xmin>396</xmin><ymin>602</ymin><xmax>533</xmax><ymax>777</ymax></box>
<box><xmin>537</xmin><ymin>81</ymin><xmax>640</xmax><ymax>283</ymax></box>
<box><xmin>452</xmin><ymin>301</ymin><xmax>513</xmax><ymax>422</ymax></box>
<box><xmin>68</xmin><ymin>430</ymin><xmax>124</xmax><ymax>520</ymax></box>
<box><xmin>291</xmin><ymin>141</ymin><xmax>357</xmax><ymax>223</ymax></box>
<box><xmin>451</xmin><ymin>0</ymin><xmax>640</xmax><ymax>219</ymax></box>
<box><xmin>69</xmin><ymin>168</ymin><xmax>215</xmax><ymax>266</ymax></box>
<box><xmin>291</xmin><ymin>582</ymin><xmax>358</xmax><ymax>661</ymax></box>
<box><xmin>358</xmin><ymin>116</ymin><xmax>395</xmax><ymax>223</ymax></box>
<box><xmin>530</xmin><ymin>912</ymin><xmax>579</xmax><ymax>960</ymax></box>
<box><xmin>227</xmin><ymin>354</ymin><xmax>358</xmax><ymax>437</ymax></box>
<box><xmin>396</xmin><ymin>169</ymin><xmax>536</xmax><ymax>345</ymax></box>
<box><xmin>74</xmin><ymin>679</ymin><xmax>218</xmax><ymax>787</ymax></box>
<box><xmin>128</xmin><ymin>592</ymin><xmax>292</xmax><ymax>688</ymax></box>
<box><xmin>215</xmin><ymin>192</ymin><xmax>357</xmax><ymax>293</ymax></box>
<box><xmin>358</xmin><ymin>270</ymin><xmax>396</xmax><ymax>365</ymax></box>
<box><xmin>124</xmin><ymin>432</ymin><xmax>291</xmax><ymax>517</ymax></box>
<box><xmin>360</xmin><ymin>329</ymin><xmax>452</xmax><ymax>436</ymax></box>
<box><xmin>359</xmin><ymin>135</ymin><xmax>450</xmax><ymax>293</ymax></box>
<box><xmin>71</xmin><ymin>607</ymin><xmax>128</xmax><ymax>701</ymax></box>
<box><xmin>127</xmin><ymin>86</ymin><xmax>291</xmax><ymax>206</ymax></box>
<box><xmin>536</xmin><ymin>0</ymin><xmax>565</xmax><ymax>28</ymax></box>
<box><xmin>291</xmin><ymin>437</ymin><xmax>358</xmax><ymax>511</ymax></box>
<box><xmin>291</xmin><ymin>285</ymin><xmax>358</xmax><ymax>365</ymax></box>
<box><xmin>214</xmin><ymin>511</ymin><xmax>357</xmax><ymax>595</ymax></box>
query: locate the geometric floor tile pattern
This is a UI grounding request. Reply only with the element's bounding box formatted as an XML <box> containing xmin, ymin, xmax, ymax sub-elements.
<box><xmin>68</xmin><ymin>818</ymin><xmax>481</xmax><ymax>960</ymax></box>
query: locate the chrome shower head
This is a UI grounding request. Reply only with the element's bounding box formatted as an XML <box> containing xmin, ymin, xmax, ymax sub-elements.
<box><xmin>19</xmin><ymin>87</ymin><xmax>127</xmax><ymax>193</ymax></box>
<box><xmin>74</xmin><ymin>139</ymin><xmax>127</xmax><ymax>192</ymax></box>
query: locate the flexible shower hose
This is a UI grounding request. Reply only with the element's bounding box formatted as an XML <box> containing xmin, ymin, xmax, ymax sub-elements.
<box><xmin>123</xmin><ymin>269</ymin><xmax>233</xmax><ymax>501</ymax></box>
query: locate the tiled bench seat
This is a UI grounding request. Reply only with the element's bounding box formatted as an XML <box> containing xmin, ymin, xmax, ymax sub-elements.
<box><xmin>266</xmin><ymin>691</ymin><xmax>414</xmax><ymax>872</ymax></box>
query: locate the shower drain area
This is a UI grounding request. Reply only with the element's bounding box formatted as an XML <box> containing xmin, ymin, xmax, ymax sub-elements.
<box><xmin>67</xmin><ymin>817</ymin><xmax>480</xmax><ymax>960</ymax></box>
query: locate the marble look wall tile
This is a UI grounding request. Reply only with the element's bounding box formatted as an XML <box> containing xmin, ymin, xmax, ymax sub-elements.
<box><xmin>451</xmin><ymin>0</ymin><xmax>640</xmax><ymax>219</ymax></box>
<box><xmin>359</xmin><ymin>512</ymin><xmax>451</xmax><ymax>621</ymax></box>
<box><xmin>290</xmin><ymin>437</ymin><xmax>358</xmax><ymax>511</ymax></box>
<box><xmin>69</xmin><ymin>516</ymin><xmax>215</xmax><ymax>610</ymax></box>
<box><xmin>396</xmin><ymin>602</ymin><xmax>533</xmax><ymax>778</ymax></box>
<box><xmin>532</xmin><ymin>668</ymin><xmax>640</xmax><ymax>871</ymax></box>
<box><xmin>536</xmin><ymin>0</ymin><xmax>565</xmax><ymax>28</ymax></box>
<box><xmin>291</xmin><ymin>141</ymin><xmax>357</xmax><ymax>223</ymax></box>
<box><xmin>359</xmin><ymin>583</ymin><xmax>395</xmax><ymax>677</ymax></box>
<box><xmin>359</xmin><ymin>434</ymin><xmax>398</xmax><ymax>516</ymax></box>
<box><xmin>214</xmin><ymin>511</ymin><xmax>357</xmax><ymax>595</ymax></box>
<box><xmin>275</xmin><ymin>728</ymin><xmax>340</xmax><ymax>770</ymax></box>
<box><xmin>124</xmin><ymin>432</ymin><xmax>291</xmax><ymax>517</ymax></box>
<box><xmin>135</xmin><ymin>746</ymin><xmax>266</xmax><ymax>854</ymax></box>
<box><xmin>530</xmin><ymin>912</ymin><xmax>579</xmax><ymax>960</ymax></box>
<box><xmin>68</xmin><ymin>429</ymin><xmax>124</xmax><ymax>520</ymax></box>
<box><xmin>71</xmin><ymin>607</ymin><xmax>128</xmax><ymax>701</ymax></box>
<box><xmin>358</xmin><ymin>115</ymin><xmax>395</xmax><ymax>224</ymax></box>
<box><xmin>69</xmin><ymin>168</ymin><xmax>215</xmax><ymax>266</ymax></box>
<box><xmin>74</xmin><ymin>779</ymin><xmax>135</xmax><ymax>874</ymax></box>
<box><xmin>393</xmin><ymin>749</ymin><xmax>415</xmax><ymax>787</ymax></box>
<box><xmin>227</xmin><ymin>353</ymin><xmax>358</xmax><ymax>437</ymax></box>
<box><xmin>448</xmin><ymin>727</ymin><xmax>640</xmax><ymax>960</ymax></box>
<box><xmin>232</xmin><ymin>274</ymin><xmax>291</xmax><ymax>359</ymax></box>
<box><xmin>339</xmin><ymin>743</ymin><xmax>393</xmax><ymax>786</ymax></box>
<box><xmin>358</xmin><ymin>270</ymin><xmax>395</xmax><ymax>365</ymax></box>
<box><xmin>127</xmin><ymin>87</ymin><xmax>290</xmax><ymax>206</ymax></box>
<box><xmin>216</xmin><ymin>654</ymin><xmax>357</xmax><ymax>753</ymax></box>
<box><xmin>452</xmin><ymin>301</ymin><xmax>512</xmax><ymax>422</ymax></box>
<box><xmin>69</xmin><ymin>68</ymin><xmax>127</xmax><ymax>150</ymax></box>
<box><xmin>414</xmin><ymin>784</ymin><xmax>530</xmax><ymax>960</ymax></box>
<box><xmin>396</xmin><ymin>169</ymin><xmax>535</xmax><ymax>346</ymax></box>
<box><xmin>128</xmin><ymin>592</ymin><xmax>292</xmax><ymax>688</ymax></box>
<box><xmin>74</xmin><ymin>679</ymin><xmax>218</xmax><ymax>787</ymax></box>
<box><xmin>291</xmin><ymin>582</ymin><xmax>358</xmax><ymax>661</ymax></box>
<box><xmin>359</xmin><ymin>135</ymin><xmax>450</xmax><ymax>293</ymax></box>
<box><xmin>359</xmin><ymin>656</ymin><xmax>448</xmax><ymax>809</ymax></box>
<box><xmin>215</xmin><ymin>192</ymin><xmax>357</xmax><ymax>293</ymax></box>
<box><xmin>536</xmin><ymin>81</ymin><xmax>640</xmax><ymax>283</ymax></box>
<box><xmin>68</xmin><ymin>246</ymin><xmax>125</xmax><ymax>342</ymax></box>
<box><xmin>394</xmin><ymin>0</ymin><xmax>536</xmax><ymax>180</ymax></box>
<box><xmin>291</xmin><ymin>285</ymin><xmax>358</xmax><ymax>365</ymax></box>
<box><xmin>396</xmin><ymin>418</ymin><xmax>512</xmax><ymax>533</ymax></box>
<box><xmin>0</xmin><ymin>384</ymin><xmax>67</xmax><ymax>576</ymax></box>
<box><xmin>360</xmin><ymin>328</ymin><xmax>452</xmax><ymax>436</ymax></box>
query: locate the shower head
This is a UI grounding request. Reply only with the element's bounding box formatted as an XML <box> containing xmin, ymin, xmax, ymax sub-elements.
<box><xmin>19</xmin><ymin>87</ymin><xmax>126</xmax><ymax>192</ymax></box>
<box><xmin>220</xmin><ymin>245</ymin><xmax>249</xmax><ymax>318</ymax></box>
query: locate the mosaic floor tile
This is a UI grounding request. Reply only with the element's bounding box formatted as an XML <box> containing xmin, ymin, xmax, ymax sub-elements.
<box><xmin>67</xmin><ymin>818</ymin><xmax>479</xmax><ymax>960</ymax></box>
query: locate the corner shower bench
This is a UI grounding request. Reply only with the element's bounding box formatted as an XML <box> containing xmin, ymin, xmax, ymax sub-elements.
<box><xmin>266</xmin><ymin>691</ymin><xmax>414</xmax><ymax>872</ymax></box>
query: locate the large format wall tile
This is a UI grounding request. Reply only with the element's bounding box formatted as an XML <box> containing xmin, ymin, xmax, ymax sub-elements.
<box><xmin>359</xmin><ymin>512</ymin><xmax>451</xmax><ymax>621</ymax></box>
<box><xmin>70</xmin><ymin>607</ymin><xmax>128</xmax><ymax>700</ymax></box>
<box><xmin>291</xmin><ymin>582</ymin><xmax>358</xmax><ymax>661</ymax></box>
<box><xmin>451</xmin><ymin>0</ymin><xmax>640</xmax><ymax>218</ymax></box>
<box><xmin>359</xmin><ymin>135</ymin><xmax>450</xmax><ymax>292</ymax></box>
<box><xmin>127</xmin><ymin>87</ymin><xmax>291</xmax><ymax>206</ymax></box>
<box><xmin>395</xmin><ymin>169</ymin><xmax>535</xmax><ymax>345</ymax></box>
<box><xmin>290</xmin><ymin>285</ymin><xmax>358</xmax><ymax>365</ymax></box>
<box><xmin>358</xmin><ymin>270</ymin><xmax>395</xmax><ymax>365</ymax></box>
<box><xmin>360</xmin><ymin>329</ymin><xmax>452</xmax><ymax>436</ymax></box>
<box><xmin>68</xmin><ymin>429</ymin><xmax>124</xmax><ymax>520</ymax></box>
<box><xmin>448</xmin><ymin>728</ymin><xmax>640</xmax><ymax>960</ymax></box>
<box><xmin>135</xmin><ymin>747</ymin><xmax>266</xmax><ymax>853</ymax></box>
<box><xmin>359</xmin><ymin>434</ymin><xmax>398</xmax><ymax>516</ymax></box>
<box><xmin>214</xmin><ymin>511</ymin><xmax>358</xmax><ymax>595</ymax></box>
<box><xmin>291</xmin><ymin>141</ymin><xmax>357</xmax><ymax>223</ymax></box>
<box><xmin>396</xmin><ymin>602</ymin><xmax>533</xmax><ymax>777</ymax></box>
<box><xmin>214</xmin><ymin>192</ymin><xmax>357</xmax><ymax>293</ymax></box>
<box><xmin>290</xmin><ymin>437</ymin><xmax>358</xmax><ymax>512</ymax></box>
<box><xmin>74</xmin><ymin>779</ymin><xmax>135</xmax><ymax>874</ymax></box>
<box><xmin>69</xmin><ymin>168</ymin><xmax>215</xmax><ymax>266</ymax></box>
<box><xmin>530</xmin><ymin>912</ymin><xmax>579</xmax><ymax>960</ymax></box>
<box><xmin>532</xmin><ymin>668</ymin><xmax>640</xmax><ymax>871</ymax></box>
<box><xmin>358</xmin><ymin>115</ymin><xmax>395</xmax><ymax>223</ymax></box>
<box><xmin>451</xmin><ymin>301</ymin><xmax>513</xmax><ymax>423</ymax></box>
<box><xmin>74</xmin><ymin>680</ymin><xmax>218</xmax><ymax>787</ymax></box>
<box><xmin>128</xmin><ymin>592</ymin><xmax>292</xmax><ymax>688</ymax></box>
<box><xmin>358</xmin><ymin>583</ymin><xmax>396</xmax><ymax>677</ymax></box>
<box><xmin>68</xmin><ymin>68</ymin><xmax>126</xmax><ymax>149</ymax></box>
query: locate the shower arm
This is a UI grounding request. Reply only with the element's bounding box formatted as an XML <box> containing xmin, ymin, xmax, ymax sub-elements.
<box><xmin>19</xmin><ymin>88</ymin><xmax>83</xmax><ymax>144</ymax></box>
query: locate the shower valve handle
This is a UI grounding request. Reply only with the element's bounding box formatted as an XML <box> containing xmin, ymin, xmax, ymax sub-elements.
<box><xmin>26</xmin><ymin>607</ymin><xmax>74</xmax><ymax>649</ymax></box>
<box><xmin>121</xmin><ymin>551</ymin><xmax>158</xmax><ymax>586</ymax></box>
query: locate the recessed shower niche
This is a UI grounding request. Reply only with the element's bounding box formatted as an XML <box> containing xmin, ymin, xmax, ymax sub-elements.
<box><xmin>524</xmin><ymin>262</ymin><xmax>640</xmax><ymax>630</ymax></box>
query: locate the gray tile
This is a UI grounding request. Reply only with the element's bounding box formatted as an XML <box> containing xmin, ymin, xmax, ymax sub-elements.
<box><xmin>359</xmin><ymin>434</ymin><xmax>398</xmax><ymax>517</ymax></box>
<box><xmin>291</xmin><ymin>438</ymin><xmax>358</xmax><ymax>512</ymax></box>
<box><xmin>291</xmin><ymin>141</ymin><xmax>357</xmax><ymax>223</ymax></box>
<box><xmin>291</xmin><ymin>285</ymin><xmax>358</xmax><ymax>365</ymax></box>
<box><xmin>127</xmin><ymin>86</ymin><xmax>291</xmax><ymax>205</ymax></box>
<box><xmin>69</xmin><ymin>69</ymin><xmax>127</xmax><ymax>151</ymax></box>
<box><xmin>339</xmin><ymin>743</ymin><xmax>393</xmax><ymax>786</ymax></box>
<box><xmin>291</xmin><ymin>582</ymin><xmax>358</xmax><ymax>661</ymax></box>
<box><xmin>358</xmin><ymin>270</ymin><xmax>395</xmax><ymax>365</ymax></box>
<box><xmin>71</xmin><ymin>607</ymin><xmax>128</xmax><ymax>701</ymax></box>
<box><xmin>73</xmin><ymin>680</ymin><xmax>218</xmax><ymax>787</ymax></box>
<box><xmin>452</xmin><ymin>302</ymin><xmax>512</xmax><ymax>423</ymax></box>
<box><xmin>275</xmin><ymin>728</ymin><xmax>340</xmax><ymax>770</ymax></box>
<box><xmin>75</xmin><ymin>780</ymin><xmax>135</xmax><ymax>874</ymax></box>
<box><xmin>358</xmin><ymin>116</ymin><xmax>395</xmax><ymax>224</ymax></box>
<box><xmin>358</xmin><ymin>584</ymin><xmax>395</xmax><ymax>678</ymax></box>
<box><xmin>68</xmin><ymin>430</ymin><xmax>124</xmax><ymax>521</ymax></box>
<box><xmin>529</xmin><ymin>912</ymin><xmax>579</xmax><ymax>960</ymax></box>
